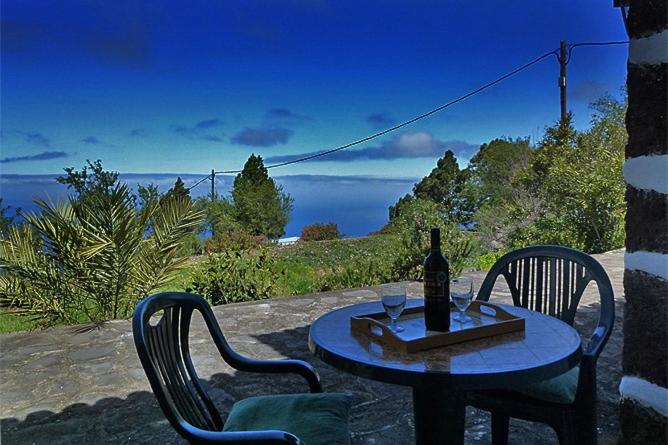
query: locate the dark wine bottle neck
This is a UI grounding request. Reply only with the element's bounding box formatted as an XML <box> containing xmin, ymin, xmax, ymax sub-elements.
<box><xmin>430</xmin><ymin>228</ymin><xmax>440</xmax><ymax>250</ymax></box>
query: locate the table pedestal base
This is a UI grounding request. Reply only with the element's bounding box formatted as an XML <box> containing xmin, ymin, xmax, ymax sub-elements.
<box><xmin>413</xmin><ymin>387</ymin><xmax>465</xmax><ymax>445</ymax></box>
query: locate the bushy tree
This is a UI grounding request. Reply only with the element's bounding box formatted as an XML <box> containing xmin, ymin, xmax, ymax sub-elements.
<box><xmin>57</xmin><ymin>160</ymin><xmax>119</xmax><ymax>204</ymax></box>
<box><xmin>524</xmin><ymin>97</ymin><xmax>626</xmax><ymax>252</ymax></box>
<box><xmin>527</xmin><ymin>113</ymin><xmax>578</xmax><ymax>183</ymax></box>
<box><xmin>389</xmin><ymin>150</ymin><xmax>475</xmax><ymax>224</ymax></box>
<box><xmin>467</xmin><ymin>137</ymin><xmax>531</xmax><ymax>204</ymax></box>
<box><xmin>194</xmin><ymin>197</ymin><xmax>241</xmax><ymax>236</ymax></box>
<box><xmin>466</xmin><ymin>137</ymin><xmax>534</xmax><ymax>250</ymax></box>
<box><xmin>474</xmin><ymin>184</ymin><xmax>543</xmax><ymax>251</ymax></box>
<box><xmin>472</xmin><ymin>96</ymin><xmax>626</xmax><ymax>254</ymax></box>
<box><xmin>231</xmin><ymin>155</ymin><xmax>293</xmax><ymax>239</ymax></box>
<box><xmin>412</xmin><ymin>150</ymin><xmax>473</xmax><ymax>223</ymax></box>
<box><xmin>388</xmin><ymin>194</ymin><xmax>415</xmax><ymax>221</ymax></box>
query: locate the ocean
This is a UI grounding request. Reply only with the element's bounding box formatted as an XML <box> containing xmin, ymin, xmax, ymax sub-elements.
<box><xmin>0</xmin><ymin>173</ymin><xmax>417</xmax><ymax>238</ymax></box>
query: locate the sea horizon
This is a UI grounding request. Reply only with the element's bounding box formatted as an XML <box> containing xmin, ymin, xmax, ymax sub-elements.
<box><xmin>0</xmin><ymin>172</ymin><xmax>418</xmax><ymax>238</ymax></box>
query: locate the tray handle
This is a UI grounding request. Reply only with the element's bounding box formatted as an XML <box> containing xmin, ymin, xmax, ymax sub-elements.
<box><xmin>351</xmin><ymin>316</ymin><xmax>399</xmax><ymax>343</ymax></box>
<box><xmin>476</xmin><ymin>301</ymin><xmax>499</xmax><ymax>317</ymax></box>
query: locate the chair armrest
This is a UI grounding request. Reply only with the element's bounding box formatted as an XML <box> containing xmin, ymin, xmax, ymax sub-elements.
<box><xmin>583</xmin><ymin>325</ymin><xmax>610</xmax><ymax>361</ymax></box>
<box><xmin>202</xmin><ymin>309</ymin><xmax>323</xmax><ymax>393</ymax></box>
<box><xmin>190</xmin><ymin>428</ymin><xmax>301</xmax><ymax>444</ymax></box>
<box><xmin>227</xmin><ymin>351</ymin><xmax>323</xmax><ymax>393</ymax></box>
<box><xmin>582</xmin><ymin>266</ymin><xmax>615</xmax><ymax>363</ymax></box>
<box><xmin>576</xmin><ymin>324</ymin><xmax>610</xmax><ymax>397</ymax></box>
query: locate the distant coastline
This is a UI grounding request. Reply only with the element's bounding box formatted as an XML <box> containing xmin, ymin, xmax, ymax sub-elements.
<box><xmin>0</xmin><ymin>173</ymin><xmax>417</xmax><ymax>238</ymax></box>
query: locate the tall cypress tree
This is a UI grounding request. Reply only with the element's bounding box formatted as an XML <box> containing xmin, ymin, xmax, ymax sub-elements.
<box><xmin>231</xmin><ymin>155</ymin><xmax>293</xmax><ymax>238</ymax></box>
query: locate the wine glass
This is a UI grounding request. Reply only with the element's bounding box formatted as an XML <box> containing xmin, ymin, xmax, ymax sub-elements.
<box><xmin>381</xmin><ymin>283</ymin><xmax>407</xmax><ymax>332</ymax></box>
<box><xmin>451</xmin><ymin>277</ymin><xmax>473</xmax><ymax>323</ymax></box>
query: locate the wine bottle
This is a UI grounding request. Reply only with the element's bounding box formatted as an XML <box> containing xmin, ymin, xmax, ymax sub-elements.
<box><xmin>423</xmin><ymin>228</ymin><xmax>450</xmax><ymax>331</ymax></box>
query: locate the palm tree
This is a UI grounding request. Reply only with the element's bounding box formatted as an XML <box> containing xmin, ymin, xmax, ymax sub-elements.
<box><xmin>0</xmin><ymin>184</ymin><xmax>203</xmax><ymax>327</ymax></box>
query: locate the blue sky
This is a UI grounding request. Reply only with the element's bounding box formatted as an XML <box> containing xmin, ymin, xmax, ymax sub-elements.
<box><xmin>1</xmin><ymin>0</ymin><xmax>628</xmax><ymax>179</ymax></box>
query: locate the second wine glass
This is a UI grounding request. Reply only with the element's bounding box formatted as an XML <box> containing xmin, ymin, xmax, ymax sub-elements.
<box><xmin>451</xmin><ymin>277</ymin><xmax>473</xmax><ymax>323</ymax></box>
<box><xmin>381</xmin><ymin>283</ymin><xmax>406</xmax><ymax>332</ymax></box>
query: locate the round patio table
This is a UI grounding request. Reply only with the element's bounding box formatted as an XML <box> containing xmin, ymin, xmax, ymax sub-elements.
<box><xmin>308</xmin><ymin>299</ymin><xmax>582</xmax><ymax>445</ymax></box>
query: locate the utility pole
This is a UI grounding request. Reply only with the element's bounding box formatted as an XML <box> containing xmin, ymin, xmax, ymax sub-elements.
<box><xmin>210</xmin><ymin>169</ymin><xmax>216</xmax><ymax>202</ymax></box>
<box><xmin>559</xmin><ymin>40</ymin><xmax>567</xmax><ymax>124</ymax></box>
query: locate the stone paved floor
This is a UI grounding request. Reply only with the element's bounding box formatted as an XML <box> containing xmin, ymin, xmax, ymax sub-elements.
<box><xmin>0</xmin><ymin>250</ymin><xmax>624</xmax><ymax>444</ymax></box>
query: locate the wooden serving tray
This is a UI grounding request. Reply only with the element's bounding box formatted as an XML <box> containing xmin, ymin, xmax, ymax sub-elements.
<box><xmin>350</xmin><ymin>301</ymin><xmax>525</xmax><ymax>353</ymax></box>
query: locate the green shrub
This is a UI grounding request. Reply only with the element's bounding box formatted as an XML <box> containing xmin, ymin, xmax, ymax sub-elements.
<box><xmin>474</xmin><ymin>251</ymin><xmax>506</xmax><ymax>271</ymax></box>
<box><xmin>204</xmin><ymin>229</ymin><xmax>268</xmax><ymax>253</ymax></box>
<box><xmin>388</xmin><ymin>199</ymin><xmax>475</xmax><ymax>280</ymax></box>
<box><xmin>189</xmin><ymin>249</ymin><xmax>281</xmax><ymax>305</ymax></box>
<box><xmin>271</xmin><ymin>260</ymin><xmax>320</xmax><ymax>296</ymax></box>
<box><xmin>180</xmin><ymin>233</ymin><xmax>204</xmax><ymax>256</ymax></box>
<box><xmin>315</xmin><ymin>257</ymin><xmax>393</xmax><ymax>292</ymax></box>
<box><xmin>300</xmin><ymin>222</ymin><xmax>342</xmax><ymax>241</ymax></box>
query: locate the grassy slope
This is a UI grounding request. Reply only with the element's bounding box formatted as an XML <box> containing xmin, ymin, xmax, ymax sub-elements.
<box><xmin>271</xmin><ymin>235</ymin><xmax>398</xmax><ymax>295</ymax></box>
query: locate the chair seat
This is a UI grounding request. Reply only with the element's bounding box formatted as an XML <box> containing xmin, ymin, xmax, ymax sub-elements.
<box><xmin>514</xmin><ymin>366</ymin><xmax>579</xmax><ymax>404</ymax></box>
<box><xmin>223</xmin><ymin>393</ymin><xmax>352</xmax><ymax>445</ymax></box>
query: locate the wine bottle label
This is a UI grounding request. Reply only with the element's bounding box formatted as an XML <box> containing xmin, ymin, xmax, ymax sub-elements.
<box><xmin>424</xmin><ymin>271</ymin><xmax>447</xmax><ymax>299</ymax></box>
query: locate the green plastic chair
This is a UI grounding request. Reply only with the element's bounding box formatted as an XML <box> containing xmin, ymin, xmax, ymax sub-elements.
<box><xmin>133</xmin><ymin>292</ymin><xmax>352</xmax><ymax>444</ymax></box>
<box><xmin>467</xmin><ymin>245</ymin><xmax>615</xmax><ymax>445</ymax></box>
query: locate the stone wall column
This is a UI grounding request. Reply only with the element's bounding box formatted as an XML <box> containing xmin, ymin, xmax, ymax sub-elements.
<box><xmin>620</xmin><ymin>1</ymin><xmax>668</xmax><ymax>443</ymax></box>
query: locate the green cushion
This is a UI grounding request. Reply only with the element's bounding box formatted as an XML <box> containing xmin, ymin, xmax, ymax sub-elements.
<box><xmin>223</xmin><ymin>393</ymin><xmax>352</xmax><ymax>445</ymax></box>
<box><xmin>514</xmin><ymin>367</ymin><xmax>579</xmax><ymax>404</ymax></box>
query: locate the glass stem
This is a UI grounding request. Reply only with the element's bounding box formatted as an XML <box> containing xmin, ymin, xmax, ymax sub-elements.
<box><xmin>390</xmin><ymin>318</ymin><xmax>395</xmax><ymax>331</ymax></box>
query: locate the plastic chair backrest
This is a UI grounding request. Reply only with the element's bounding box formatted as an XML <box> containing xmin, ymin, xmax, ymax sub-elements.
<box><xmin>476</xmin><ymin>245</ymin><xmax>614</xmax><ymax>329</ymax></box>
<box><xmin>133</xmin><ymin>292</ymin><xmax>227</xmax><ymax>435</ymax></box>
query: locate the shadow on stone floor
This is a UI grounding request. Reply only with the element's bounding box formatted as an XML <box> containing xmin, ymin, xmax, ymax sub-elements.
<box><xmin>1</xmin><ymin>296</ymin><xmax>623</xmax><ymax>445</ymax></box>
<box><xmin>0</xmin><ymin>327</ymin><xmax>414</xmax><ymax>444</ymax></box>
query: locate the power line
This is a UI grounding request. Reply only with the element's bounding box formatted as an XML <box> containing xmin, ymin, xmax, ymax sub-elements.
<box><xmin>569</xmin><ymin>40</ymin><xmax>629</xmax><ymax>48</ymax></box>
<box><xmin>186</xmin><ymin>174</ymin><xmax>212</xmax><ymax>191</ymax></box>
<box><xmin>186</xmin><ymin>40</ymin><xmax>629</xmax><ymax>191</ymax></box>
<box><xmin>268</xmin><ymin>52</ymin><xmax>561</xmax><ymax>169</ymax></box>
<box><xmin>565</xmin><ymin>40</ymin><xmax>629</xmax><ymax>64</ymax></box>
<box><xmin>210</xmin><ymin>48</ymin><xmax>558</xmax><ymax>177</ymax></box>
